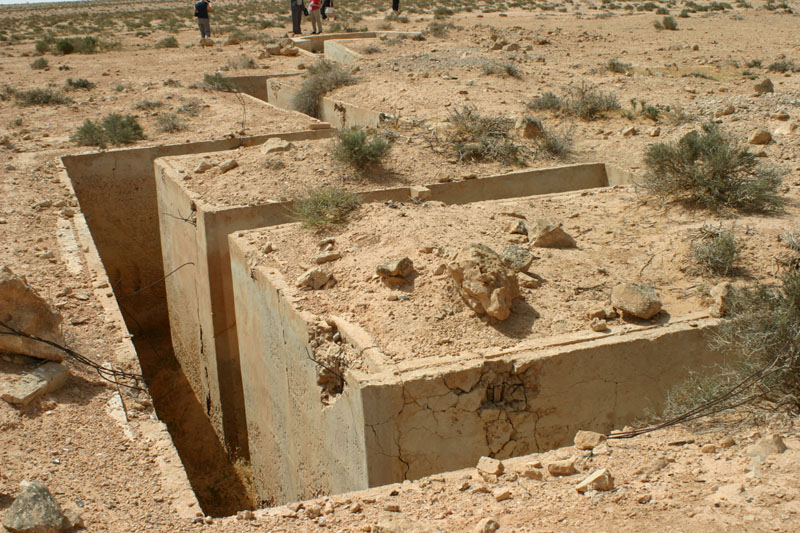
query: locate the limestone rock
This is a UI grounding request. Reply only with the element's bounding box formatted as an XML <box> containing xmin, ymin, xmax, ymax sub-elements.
<box><xmin>492</xmin><ymin>488</ymin><xmax>512</xmax><ymax>502</ymax></box>
<box><xmin>748</xmin><ymin>129</ymin><xmax>772</xmax><ymax>145</ymax></box>
<box><xmin>374</xmin><ymin>513</ymin><xmax>445</xmax><ymax>533</ymax></box>
<box><xmin>621</xmin><ymin>126</ymin><xmax>637</xmax><ymax>137</ymax></box>
<box><xmin>547</xmin><ymin>457</ymin><xmax>577</xmax><ymax>476</ymax></box>
<box><xmin>505</xmin><ymin>219</ymin><xmax>528</xmax><ymax>235</ymax></box>
<box><xmin>447</xmin><ymin>244</ymin><xmax>520</xmax><ymax>321</ymax></box>
<box><xmin>530</xmin><ymin>220</ymin><xmax>576</xmax><ymax>248</ymax></box>
<box><xmin>709</xmin><ymin>281</ymin><xmax>731</xmax><ymax>318</ymax></box>
<box><xmin>775</xmin><ymin>121</ymin><xmax>798</xmax><ymax>135</ymax></box>
<box><xmin>2</xmin><ymin>481</ymin><xmax>71</xmax><ymax>533</ymax></box>
<box><xmin>649</xmin><ymin>127</ymin><xmax>661</xmax><ymax>137</ymax></box>
<box><xmin>266</xmin><ymin>44</ymin><xmax>281</xmax><ymax>55</ymax></box>
<box><xmin>200</xmin><ymin>38</ymin><xmax>214</xmax><ymax>47</ymax></box>
<box><xmin>377</xmin><ymin>258</ymin><xmax>415</xmax><ymax>279</ymax></box>
<box><xmin>589</xmin><ymin>318</ymin><xmax>608</xmax><ymax>332</ymax></box>
<box><xmin>476</xmin><ymin>456</ymin><xmax>504</xmax><ymax>476</ymax></box>
<box><xmin>574</xmin><ymin>430</ymin><xmax>606</xmax><ymax>450</ymax></box>
<box><xmin>514</xmin><ymin>117</ymin><xmax>544</xmax><ymax>139</ymax></box>
<box><xmin>313</xmin><ymin>252</ymin><xmax>342</xmax><ymax>265</ymax></box>
<box><xmin>218</xmin><ymin>158</ymin><xmax>239</xmax><ymax>173</ymax></box>
<box><xmin>260</xmin><ymin>138</ymin><xmax>294</xmax><ymax>154</ymax></box>
<box><xmin>586</xmin><ymin>305</ymin><xmax>618</xmax><ymax>320</ymax></box>
<box><xmin>501</xmin><ymin>245</ymin><xmax>533</xmax><ymax>273</ymax></box>
<box><xmin>194</xmin><ymin>160</ymin><xmax>214</xmax><ymax>173</ymax></box>
<box><xmin>0</xmin><ymin>266</ymin><xmax>65</xmax><ymax>362</ymax></box>
<box><xmin>473</xmin><ymin>517</ymin><xmax>500</xmax><ymax>533</ymax></box>
<box><xmin>224</xmin><ymin>37</ymin><xmax>240</xmax><ymax>46</ymax></box>
<box><xmin>576</xmin><ymin>468</ymin><xmax>614</xmax><ymax>493</ymax></box>
<box><xmin>753</xmin><ymin>78</ymin><xmax>774</xmax><ymax>95</ymax></box>
<box><xmin>297</xmin><ymin>268</ymin><xmax>332</xmax><ymax>290</ymax></box>
<box><xmin>1</xmin><ymin>362</ymin><xmax>69</xmax><ymax>406</ymax></box>
<box><xmin>610</xmin><ymin>283</ymin><xmax>662</xmax><ymax>319</ymax></box>
<box><xmin>715</xmin><ymin>105</ymin><xmax>735</xmax><ymax>117</ymax></box>
<box><xmin>746</xmin><ymin>434</ymin><xmax>787</xmax><ymax>458</ymax></box>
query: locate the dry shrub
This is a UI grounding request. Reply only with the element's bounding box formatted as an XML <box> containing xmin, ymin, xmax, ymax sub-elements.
<box><xmin>292</xmin><ymin>60</ymin><xmax>356</xmax><ymax>118</ymax></box>
<box><xmin>291</xmin><ymin>187</ymin><xmax>361</xmax><ymax>228</ymax></box>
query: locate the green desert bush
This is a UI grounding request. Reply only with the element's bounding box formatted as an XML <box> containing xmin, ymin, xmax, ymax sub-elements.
<box><xmin>201</xmin><ymin>72</ymin><xmax>237</xmax><ymax>92</ymax></box>
<box><xmin>55</xmin><ymin>36</ymin><xmax>97</xmax><ymax>55</ymax></box>
<box><xmin>134</xmin><ymin>99</ymin><xmax>163</xmax><ymax>110</ymax></box>
<box><xmin>690</xmin><ymin>224</ymin><xmax>741</xmax><ymax>277</ymax></box>
<box><xmin>70</xmin><ymin>119</ymin><xmax>107</xmax><ymax>147</ymax></box>
<box><xmin>71</xmin><ymin>113</ymin><xmax>145</xmax><ymax>147</ymax></box>
<box><xmin>767</xmin><ymin>59</ymin><xmax>799</xmax><ymax>73</ymax></box>
<box><xmin>155</xmin><ymin>36</ymin><xmax>179</xmax><ymax>49</ymax></box>
<box><xmin>534</xmin><ymin>125</ymin><xmax>573</xmax><ymax>159</ymax></box>
<box><xmin>527</xmin><ymin>91</ymin><xmax>562</xmax><ymax>111</ymax></box>
<box><xmin>426</xmin><ymin>21</ymin><xmax>455</xmax><ymax>37</ymax></box>
<box><xmin>291</xmin><ymin>187</ymin><xmax>362</xmax><ymax>228</ymax></box>
<box><xmin>481</xmin><ymin>60</ymin><xmax>523</xmax><ymax>79</ymax></box>
<box><xmin>65</xmin><ymin>78</ymin><xmax>95</xmax><ymax>90</ymax></box>
<box><xmin>662</xmin><ymin>15</ymin><xmax>679</xmax><ymax>30</ymax></box>
<box><xmin>15</xmin><ymin>88</ymin><xmax>71</xmax><ymax>107</ymax></box>
<box><xmin>292</xmin><ymin>60</ymin><xmax>355</xmax><ymax>118</ymax></box>
<box><xmin>642</xmin><ymin>123</ymin><xmax>783</xmax><ymax>212</ymax></box>
<box><xmin>334</xmin><ymin>127</ymin><xmax>391</xmax><ymax>169</ymax></box>
<box><xmin>606</xmin><ymin>58</ymin><xmax>632</xmax><ymax>74</ymax></box>
<box><xmin>30</xmin><ymin>57</ymin><xmax>48</xmax><ymax>70</ymax></box>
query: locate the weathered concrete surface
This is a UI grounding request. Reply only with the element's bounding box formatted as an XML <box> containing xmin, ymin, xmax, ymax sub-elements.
<box><xmin>291</xmin><ymin>31</ymin><xmax>378</xmax><ymax>53</ymax></box>
<box><xmin>230</xmin><ymin>227</ymin><xmax>725</xmax><ymax>501</ymax></box>
<box><xmin>324</xmin><ymin>39</ymin><xmax>366</xmax><ymax>65</ymax></box>
<box><xmin>267</xmin><ymin>80</ymin><xmax>391</xmax><ymax>129</ymax></box>
<box><xmin>228</xmin><ymin>73</ymin><xmax>303</xmax><ymax>101</ymax></box>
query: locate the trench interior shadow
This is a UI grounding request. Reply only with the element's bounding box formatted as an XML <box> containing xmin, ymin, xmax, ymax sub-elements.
<box><xmin>620</xmin><ymin>309</ymin><xmax>672</xmax><ymax>327</ymax></box>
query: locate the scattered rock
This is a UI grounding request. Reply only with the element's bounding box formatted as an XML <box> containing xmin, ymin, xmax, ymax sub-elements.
<box><xmin>746</xmin><ymin>434</ymin><xmax>787</xmax><ymax>458</ymax></box>
<box><xmin>447</xmin><ymin>244</ymin><xmax>520</xmax><ymax>321</ymax></box>
<box><xmin>477</xmin><ymin>456</ymin><xmax>504</xmax><ymax>477</ymax></box>
<box><xmin>574</xmin><ymin>430</ymin><xmax>607</xmax><ymax>450</ymax></box>
<box><xmin>610</xmin><ymin>283</ymin><xmax>662</xmax><ymax>320</ymax></box>
<box><xmin>649</xmin><ymin>127</ymin><xmax>661</xmax><ymax>137</ymax></box>
<box><xmin>224</xmin><ymin>37</ymin><xmax>240</xmax><ymax>46</ymax></box>
<box><xmin>2</xmin><ymin>481</ymin><xmax>71</xmax><ymax>533</ymax></box>
<box><xmin>576</xmin><ymin>468</ymin><xmax>614</xmax><ymax>493</ymax></box>
<box><xmin>715</xmin><ymin>105</ymin><xmax>735</xmax><ymax>117</ymax></box>
<box><xmin>518</xmin><ymin>463</ymin><xmax>544</xmax><ymax>480</ymax></box>
<box><xmin>771</xmin><ymin>111</ymin><xmax>790</xmax><ymax>121</ymax></box>
<box><xmin>260</xmin><ymin>138</ymin><xmax>294</xmax><ymax>154</ymax></box>
<box><xmin>589</xmin><ymin>318</ymin><xmax>608</xmax><ymax>332</ymax></box>
<box><xmin>377</xmin><ymin>258</ymin><xmax>415</xmax><ymax>279</ymax></box>
<box><xmin>0</xmin><ymin>265</ymin><xmax>65</xmax><ymax>362</ymax></box>
<box><xmin>547</xmin><ymin>457</ymin><xmax>577</xmax><ymax>476</ymax></box>
<box><xmin>217</xmin><ymin>159</ymin><xmax>239</xmax><ymax>173</ymax></box>
<box><xmin>708</xmin><ymin>483</ymin><xmax>744</xmax><ymax>504</ymax></box>
<box><xmin>473</xmin><ymin>517</ymin><xmax>500</xmax><ymax>533</ymax></box>
<box><xmin>194</xmin><ymin>160</ymin><xmax>214</xmax><ymax>173</ymax></box>
<box><xmin>1</xmin><ymin>362</ymin><xmax>69</xmax><ymax>406</ymax></box>
<box><xmin>747</xmin><ymin>129</ymin><xmax>771</xmax><ymax>145</ymax></box>
<box><xmin>514</xmin><ymin>116</ymin><xmax>544</xmax><ymax>139</ymax></box>
<box><xmin>313</xmin><ymin>252</ymin><xmax>342</xmax><ymax>265</ymax></box>
<box><xmin>709</xmin><ymin>281</ymin><xmax>731</xmax><ymax>318</ymax></box>
<box><xmin>501</xmin><ymin>245</ymin><xmax>533</xmax><ymax>272</ymax></box>
<box><xmin>297</xmin><ymin>268</ymin><xmax>332</xmax><ymax>290</ymax></box>
<box><xmin>200</xmin><ymin>38</ymin><xmax>215</xmax><ymax>47</ymax></box>
<box><xmin>753</xmin><ymin>78</ymin><xmax>774</xmax><ymax>95</ymax></box>
<box><xmin>621</xmin><ymin>126</ymin><xmax>637</xmax><ymax>137</ymax></box>
<box><xmin>505</xmin><ymin>219</ymin><xmax>528</xmax><ymax>235</ymax></box>
<box><xmin>586</xmin><ymin>305</ymin><xmax>618</xmax><ymax>320</ymax></box>
<box><xmin>701</xmin><ymin>443</ymin><xmax>717</xmax><ymax>454</ymax></box>
<box><xmin>492</xmin><ymin>488</ymin><xmax>512</xmax><ymax>502</ymax></box>
<box><xmin>530</xmin><ymin>220</ymin><xmax>576</xmax><ymax>248</ymax></box>
<box><xmin>374</xmin><ymin>513</ymin><xmax>445</xmax><ymax>533</ymax></box>
<box><xmin>719</xmin><ymin>436</ymin><xmax>736</xmax><ymax>448</ymax></box>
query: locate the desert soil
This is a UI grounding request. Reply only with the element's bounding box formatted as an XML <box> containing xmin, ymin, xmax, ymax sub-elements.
<box><xmin>1</xmin><ymin>1</ymin><xmax>799</xmax><ymax>531</ymax></box>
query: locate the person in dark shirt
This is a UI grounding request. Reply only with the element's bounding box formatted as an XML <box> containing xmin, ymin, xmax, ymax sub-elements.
<box><xmin>290</xmin><ymin>0</ymin><xmax>305</xmax><ymax>35</ymax></box>
<box><xmin>194</xmin><ymin>0</ymin><xmax>212</xmax><ymax>41</ymax></box>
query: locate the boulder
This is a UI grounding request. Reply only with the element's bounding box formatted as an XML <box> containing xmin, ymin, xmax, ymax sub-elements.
<box><xmin>748</xmin><ymin>129</ymin><xmax>772</xmax><ymax>145</ymax></box>
<box><xmin>2</xmin><ymin>481</ymin><xmax>71</xmax><ymax>533</ymax></box>
<box><xmin>753</xmin><ymin>78</ymin><xmax>774</xmax><ymax>95</ymax></box>
<box><xmin>501</xmin><ymin>245</ymin><xmax>533</xmax><ymax>272</ymax></box>
<box><xmin>0</xmin><ymin>265</ymin><xmax>65</xmax><ymax>362</ymax></box>
<box><xmin>377</xmin><ymin>258</ymin><xmax>415</xmax><ymax>279</ymax></box>
<box><xmin>546</xmin><ymin>457</ymin><xmax>577</xmax><ymax>476</ymax></box>
<box><xmin>473</xmin><ymin>517</ymin><xmax>500</xmax><ymax>533</ymax></box>
<box><xmin>447</xmin><ymin>244</ymin><xmax>520</xmax><ymax>321</ymax></box>
<box><xmin>217</xmin><ymin>158</ymin><xmax>238</xmax><ymax>173</ymax></box>
<box><xmin>530</xmin><ymin>220</ymin><xmax>577</xmax><ymax>248</ymax></box>
<box><xmin>610</xmin><ymin>283</ymin><xmax>662</xmax><ymax>319</ymax></box>
<box><xmin>476</xmin><ymin>456</ymin><xmax>504</xmax><ymax>476</ymax></box>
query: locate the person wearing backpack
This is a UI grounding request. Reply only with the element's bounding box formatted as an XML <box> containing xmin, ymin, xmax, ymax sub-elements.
<box><xmin>194</xmin><ymin>0</ymin><xmax>212</xmax><ymax>41</ymax></box>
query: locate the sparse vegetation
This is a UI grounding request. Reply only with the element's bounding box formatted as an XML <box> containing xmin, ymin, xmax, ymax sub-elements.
<box><xmin>135</xmin><ymin>99</ymin><xmax>163</xmax><ymax>110</ymax></box>
<box><xmin>291</xmin><ymin>187</ymin><xmax>362</xmax><ymax>228</ymax></box>
<box><xmin>14</xmin><ymin>88</ymin><xmax>71</xmax><ymax>107</ymax></box>
<box><xmin>30</xmin><ymin>57</ymin><xmax>48</xmax><ymax>70</ymax></box>
<box><xmin>691</xmin><ymin>224</ymin><xmax>741</xmax><ymax>277</ymax></box>
<box><xmin>156</xmin><ymin>113</ymin><xmax>187</xmax><ymax>133</ymax></box>
<box><xmin>55</xmin><ymin>36</ymin><xmax>97</xmax><ymax>55</ymax></box>
<box><xmin>200</xmin><ymin>72</ymin><xmax>237</xmax><ymax>92</ymax></box>
<box><xmin>65</xmin><ymin>78</ymin><xmax>95</xmax><ymax>90</ymax></box>
<box><xmin>642</xmin><ymin>123</ymin><xmax>784</xmax><ymax>212</ymax></box>
<box><xmin>606</xmin><ymin>58</ymin><xmax>632</xmax><ymax>74</ymax></box>
<box><xmin>155</xmin><ymin>36</ymin><xmax>179</xmax><ymax>49</ymax></box>
<box><xmin>481</xmin><ymin>60</ymin><xmax>523</xmax><ymax>79</ymax></box>
<box><xmin>292</xmin><ymin>60</ymin><xmax>356</xmax><ymax>118</ymax></box>
<box><xmin>768</xmin><ymin>59</ymin><xmax>799</xmax><ymax>73</ymax></box>
<box><xmin>426</xmin><ymin>21</ymin><xmax>455</xmax><ymax>37</ymax></box>
<box><xmin>70</xmin><ymin>119</ymin><xmax>107</xmax><ymax>147</ymax></box>
<box><xmin>527</xmin><ymin>84</ymin><xmax>619</xmax><ymax>121</ymax></box>
<box><xmin>227</xmin><ymin>55</ymin><xmax>257</xmax><ymax>69</ymax></box>
<box><xmin>333</xmin><ymin>127</ymin><xmax>391</xmax><ymax>169</ymax></box>
<box><xmin>444</xmin><ymin>106</ymin><xmax>525</xmax><ymax>165</ymax></box>
<box><xmin>662</xmin><ymin>15</ymin><xmax>679</xmax><ymax>30</ymax></box>
<box><xmin>534</xmin><ymin>125</ymin><xmax>573</xmax><ymax>159</ymax></box>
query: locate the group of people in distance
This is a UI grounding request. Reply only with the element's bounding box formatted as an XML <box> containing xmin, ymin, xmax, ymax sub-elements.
<box><xmin>193</xmin><ymin>0</ymin><xmax>401</xmax><ymax>41</ymax></box>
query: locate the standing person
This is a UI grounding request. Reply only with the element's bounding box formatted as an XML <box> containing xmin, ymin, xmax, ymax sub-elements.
<box><xmin>194</xmin><ymin>0</ymin><xmax>212</xmax><ymax>41</ymax></box>
<box><xmin>321</xmin><ymin>0</ymin><xmax>333</xmax><ymax>20</ymax></box>
<box><xmin>392</xmin><ymin>0</ymin><xmax>400</xmax><ymax>13</ymax></box>
<box><xmin>290</xmin><ymin>0</ymin><xmax>304</xmax><ymax>35</ymax></box>
<box><xmin>309</xmin><ymin>0</ymin><xmax>323</xmax><ymax>34</ymax></box>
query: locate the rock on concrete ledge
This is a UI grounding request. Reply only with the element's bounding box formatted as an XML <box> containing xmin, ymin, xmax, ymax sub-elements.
<box><xmin>1</xmin><ymin>362</ymin><xmax>69</xmax><ymax>406</ymax></box>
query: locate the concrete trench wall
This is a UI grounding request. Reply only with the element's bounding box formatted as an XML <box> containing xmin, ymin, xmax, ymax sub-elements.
<box><xmin>228</xmin><ymin>230</ymin><xmax>726</xmax><ymax>502</ymax></box>
<box><xmin>155</xmin><ymin>159</ymin><xmax>629</xmax><ymax>467</ymax></box>
<box><xmin>228</xmin><ymin>73</ymin><xmax>303</xmax><ymax>102</ymax></box>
